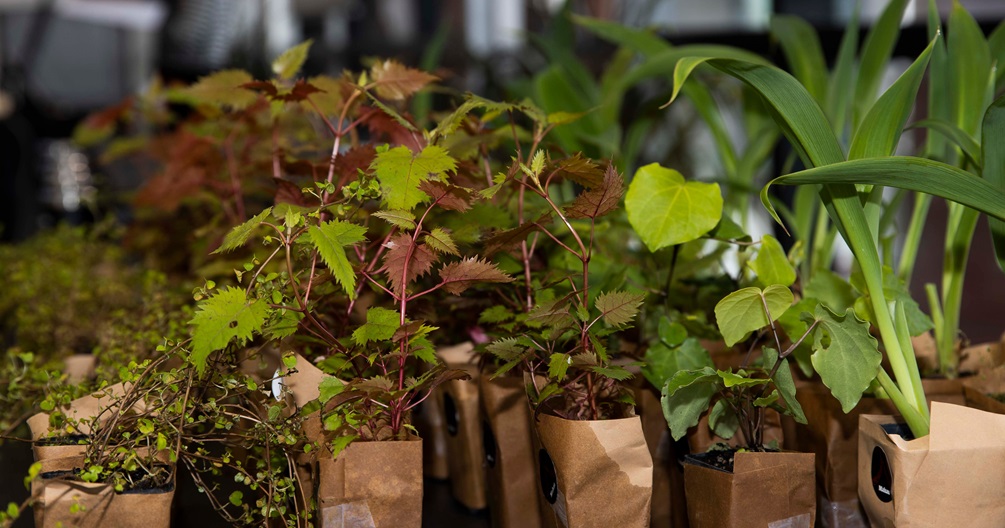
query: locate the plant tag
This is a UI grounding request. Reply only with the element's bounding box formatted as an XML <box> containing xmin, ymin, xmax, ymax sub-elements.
<box><xmin>272</xmin><ymin>368</ymin><xmax>283</xmax><ymax>401</ymax></box>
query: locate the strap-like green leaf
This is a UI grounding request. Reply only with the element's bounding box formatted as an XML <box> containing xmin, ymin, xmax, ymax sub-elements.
<box><xmin>852</xmin><ymin>0</ymin><xmax>909</xmax><ymax>129</ymax></box>
<box><xmin>573</xmin><ymin>15</ymin><xmax>670</xmax><ymax>56</ymax></box>
<box><xmin>983</xmin><ymin>93</ymin><xmax>1005</xmax><ymax>271</ymax></box>
<box><xmin>770</xmin><ymin>15</ymin><xmax>828</xmax><ymax>106</ymax></box>
<box><xmin>909</xmin><ymin>118</ymin><xmax>981</xmax><ymax>168</ymax></box>
<box><xmin>948</xmin><ymin>0</ymin><xmax>992</xmax><ymax>137</ymax></box>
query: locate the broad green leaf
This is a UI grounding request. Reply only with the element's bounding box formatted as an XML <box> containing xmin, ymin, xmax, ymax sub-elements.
<box><xmin>373</xmin><ymin>145</ymin><xmax>457</xmax><ymax>211</ymax></box>
<box><xmin>770</xmin><ymin>15</ymin><xmax>828</xmax><ymax>105</ymax></box>
<box><xmin>372</xmin><ymin>210</ymin><xmax>416</xmax><ymax>230</ymax></box>
<box><xmin>852</xmin><ymin>0</ymin><xmax>909</xmax><ymax>128</ymax></box>
<box><xmin>849</xmin><ymin>35</ymin><xmax>938</xmax><ymax>160</ymax></box>
<box><xmin>594</xmin><ymin>290</ymin><xmax>645</xmax><ymax>327</ymax></box>
<box><xmin>763</xmin><ymin>347</ymin><xmax>805</xmax><ymax>423</ymax></box>
<box><xmin>709</xmin><ymin>399</ymin><xmax>738</xmax><ymax>439</ymax></box>
<box><xmin>763</xmin><ymin>157</ymin><xmax>1005</xmax><ymax>224</ymax></box>
<box><xmin>803</xmin><ymin>269</ymin><xmax>856</xmax><ymax>313</ymax></box>
<box><xmin>717</xmin><ymin>370</ymin><xmax>768</xmax><ymax>388</ymax></box>
<box><xmin>984</xmin><ymin>94</ymin><xmax>1005</xmax><ymax>271</ymax></box>
<box><xmin>351</xmin><ymin>307</ymin><xmax>399</xmax><ymax>346</ymax></box>
<box><xmin>641</xmin><ymin>337</ymin><xmax>712</xmax><ymax>390</ymax></box>
<box><xmin>272</xmin><ymin>40</ymin><xmax>312</xmax><ymax>80</ymax></box>
<box><xmin>214</xmin><ymin>208</ymin><xmax>273</xmax><ymax>254</ymax></box>
<box><xmin>749</xmin><ymin>235</ymin><xmax>795</xmax><ymax>287</ymax></box>
<box><xmin>319</xmin><ymin>377</ymin><xmax>344</xmax><ymax>404</ymax></box>
<box><xmin>549</xmin><ymin>353</ymin><xmax>571</xmax><ymax>381</ymax></box>
<box><xmin>809</xmin><ymin>306</ymin><xmax>882</xmax><ymax>412</ymax></box>
<box><xmin>661</xmin><ymin>366</ymin><xmax>719</xmax><ymax>441</ymax></box>
<box><xmin>626</xmin><ymin>163</ymin><xmax>722</xmax><ymax>251</ymax></box>
<box><xmin>308</xmin><ymin>220</ymin><xmax>367</xmax><ymax>298</ymax></box>
<box><xmin>190</xmin><ymin>287</ymin><xmax>269</xmax><ymax>372</ymax></box>
<box><xmin>659</xmin><ymin>319</ymin><xmax>687</xmax><ymax>347</ymax></box>
<box><xmin>714</xmin><ymin>285</ymin><xmax>793</xmax><ymax>347</ymax></box>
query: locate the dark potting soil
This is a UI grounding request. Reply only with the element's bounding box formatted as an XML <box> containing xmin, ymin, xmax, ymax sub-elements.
<box><xmin>40</xmin><ymin>466</ymin><xmax>174</xmax><ymax>495</ymax></box>
<box><xmin>881</xmin><ymin>422</ymin><xmax>915</xmax><ymax>441</ymax></box>
<box><xmin>685</xmin><ymin>446</ymin><xmax>782</xmax><ymax>473</ymax></box>
<box><xmin>33</xmin><ymin>434</ymin><xmax>88</xmax><ymax>446</ymax></box>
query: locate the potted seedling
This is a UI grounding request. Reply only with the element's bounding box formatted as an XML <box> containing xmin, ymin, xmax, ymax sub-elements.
<box><xmin>660</xmin><ymin>279</ymin><xmax>816</xmax><ymax>527</ymax></box>
<box><xmin>668</xmin><ymin>0</ymin><xmax>1005</xmax><ymax>524</ymax></box>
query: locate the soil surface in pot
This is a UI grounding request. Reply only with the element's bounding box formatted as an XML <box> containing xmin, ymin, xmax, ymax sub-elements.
<box><xmin>34</xmin><ymin>434</ymin><xmax>88</xmax><ymax>446</ymax></box>
<box><xmin>684</xmin><ymin>447</ymin><xmax>779</xmax><ymax>473</ymax></box>
<box><xmin>41</xmin><ymin>465</ymin><xmax>174</xmax><ymax>494</ymax></box>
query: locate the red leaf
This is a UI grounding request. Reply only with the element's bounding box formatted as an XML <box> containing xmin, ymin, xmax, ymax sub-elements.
<box><xmin>273</xmin><ymin>178</ymin><xmax>317</xmax><ymax>207</ymax></box>
<box><xmin>564</xmin><ymin>165</ymin><xmax>624</xmax><ymax>219</ymax></box>
<box><xmin>483</xmin><ymin>213</ymin><xmax>551</xmax><ymax>256</ymax></box>
<box><xmin>419</xmin><ymin>181</ymin><xmax>473</xmax><ymax>212</ymax></box>
<box><xmin>438</xmin><ymin>258</ymin><xmax>514</xmax><ymax>295</ymax></box>
<box><xmin>333</xmin><ymin>145</ymin><xmax>377</xmax><ymax>187</ymax></box>
<box><xmin>135</xmin><ymin>132</ymin><xmax>220</xmax><ymax>211</ymax></box>
<box><xmin>241</xmin><ymin>80</ymin><xmax>279</xmax><ymax>96</ymax></box>
<box><xmin>275</xmin><ymin>80</ymin><xmax>323</xmax><ymax>102</ymax></box>
<box><xmin>379</xmin><ymin>234</ymin><xmax>437</xmax><ymax>295</ymax></box>
<box><xmin>362</xmin><ymin>107</ymin><xmax>419</xmax><ymax>147</ymax></box>
<box><xmin>554</xmin><ymin>153</ymin><xmax>605</xmax><ymax>189</ymax></box>
<box><xmin>370</xmin><ymin>60</ymin><xmax>438</xmax><ymax>101</ymax></box>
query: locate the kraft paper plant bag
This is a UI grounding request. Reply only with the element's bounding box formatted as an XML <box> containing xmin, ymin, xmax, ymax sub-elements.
<box><xmin>438</xmin><ymin>342</ymin><xmax>488</xmax><ymax>510</ymax></box>
<box><xmin>534</xmin><ymin>411</ymin><xmax>653</xmax><ymax>528</ymax></box>
<box><xmin>479</xmin><ymin>374</ymin><xmax>542</xmax><ymax>528</ymax></box>
<box><xmin>683</xmin><ymin>450</ymin><xmax>815</xmax><ymax>528</ymax></box>
<box><xmin>32</xmin><ymin>455</ymin><xmax>174</xmax><ymax>528</ymax></box>
<box><xmin>62</xmin><ymin>353</ymin><xmax>96</xmax><ymax>384</ymax></box>
<box><xmin>785</xmin><ymin>381</ymin><xmax>897</xmax><ymax>528</ymax></box>
<box><xmin>635</xmin><ymin>386</ymin><xmax>687</xmax><ymax>528</ymax></box>
<box><xmin>962</xmin><ymin>365</ymin><xmax>1005</xmax><ymax>415</ymax></box>
<box><xmin>317</xmin><ymin>435</ymin><xmax>423</xmax><ymax>528</ymax></box>
<box><xmin>413</xmin><ymin>385</ymin><xmax>450</xmax><ymax>479</ymax></box>
<box><xmin>28</xmin><ymin>382</ymin><xmax>135</xmax><ymax>461</ymax></box>
<box><xmin>858</xmin><ymin>402</ymin><xmax>1005</xmax><ymax>528</ymax></box>
<box><xmin>275</xmin><ymin>352</ymin><xmax>327</xmax><ymax>501</ymax></box>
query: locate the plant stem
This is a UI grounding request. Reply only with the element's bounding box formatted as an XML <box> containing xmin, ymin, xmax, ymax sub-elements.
<box><xmin>897</xmin><ymin>193</ymin><xmax>932</xmax><ymax>286</ymax></box>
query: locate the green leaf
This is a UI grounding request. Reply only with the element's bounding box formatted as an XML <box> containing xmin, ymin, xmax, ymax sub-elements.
<box><xmin>852</xmin><ymin>0</ymin><xmax>909</xmax><ymax>127</ymax></box>
<box><xmin>849</xmin><ymin>34</ymin><xmax>938</xmax><ymax>160</ymax></box>
<box><xmin>626</xmin><ymin>163</ymin><xmax>723</xmax><ymax>251</ymax></box>
<box><xmin>661</xmin><ymin>367</ymin><xmax>719</xmax><ymax>441</ymax></box>
<box><xmin>319</xmin><ymin>377</ymin><xmax>345</xmax><ymax>404</ymax></box>
<box><xmin>573</xmin><ymin>15</ymin><xmax>670</xmax><ymax>56</ymax></box>
<box><xmin>352</xmin><ymin>307</ymin><xmax>399</xmax><ymax>346</ymax></box>
<box><xmin>709</xmin><ymin>399</ymin><xmax>739</xmax><ymax>439</ymax></box>
<box><xmin>983</xmin><ymin>94</ymin><xmax>1005</xmax><ymax>271</ymax></box>
<box><xmin>641</xmin><ymin>338</ymin><xmax>712</xmax><ymax>390</ymax></box>
<box><xmin>548</xmin><ymin>353</ymin><xmax>571</xmax><ymax>381</ymax></box>
<box><xmin>272</xmin><ymin>40</ymin><xmax>313</xmax><ymax>80</ymax></box>
<box><xmin>176</xmin><ymin>70</ymin><xmax>258</xmax><ymax>110</ymax></box>
<box><xmin>714</xmin><ymin>285</ymin><xmax>793</xmax><ymax>347</ymax></box>
<box><xmin>425</xmin><ymin>228</ymin><xmax>459</xmax><ymax>256</ymax></box>
<box><xmin>717</xmin><ymin>370</ymin><xmax>768</xmax><ymax>388</ymax></box>
<box><xmin>809</xmin><ymin>306</ymin><xmax>882</xmax><ymax>412</ymax></box>
<box><xmin>769</xmin><ymin>15</ymin><xmax>828</xmax><ymax>105</ymax></box>
<box><xmin>659</xmin><ymin>319</ymin><xmax>687</xmax><ymax>347</ymax></box>
<box><xmin>948</xmin><ymin>0</ymin><xmax>992</xmax><ymax>137</ymax></box>
<box><xmin>594</xmin><ymin>290</ymin><xmax>645</xmax><ymax>327</ymax></box>
<box><xmin>229</xmin><ymin>491</ymin><xmax>244</xmax><ymax>507</ymax></box>
<box><xmin>763</xmin><ymin>347</ymin><xmax>805</xmax><ymax>423</ymax></box>
<box><xmin>749</xmin><ymin>235</ymin><xmax>795</xmax><ymax>287</ymax></box>
<box><xmin>909</xmin><ymin>119</ymin><xmax>981</xmax><ymax>168</ymax></box>
<box><xmin>372</xmin><ymin>210</ymin><xmax>416</xmax><ymax>230</ymax></box>
<box><xmin>307</xmin><ymin>220</ymin><xmax>367</xmax><ymax>298</ymax></box>
<box><xmin>803</xmin><ymin>270</ymin><xmax>856</xmax><ymax>312</ymax></box>
<box><xmin>190</xmin><ymin>287</ymin><xmax>269</xmax><ymax>372</ymax></box>
<box><xmin>372</xmin><ymin>145</ymin><xmax>457</xmax><ymax>211</ymax></box>
<box><xmin>479</xmin><ymin>306</ymin><xmax>514</xmax><ymax>324</ymax></box>
<box><xmin>764</xmin><ymin>157</ymin><xmax>1005</xmax><ymax>224</ymax></box>
<box><xmin>214</xmin><ymin>208</ymin><xmax>273</xmax><ymax>254</ymax></box>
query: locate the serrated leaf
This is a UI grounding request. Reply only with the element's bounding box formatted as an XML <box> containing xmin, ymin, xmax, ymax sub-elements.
<box><xmin>530</xmin><ymin>150</ymin><xmax>546</xmax><ymax>176</ymax></box>
<box><xmin>178</xmin><ymin>70</ymin><xmax>257</xmax><ymax>110</ymax></box>
<box><xmin>265</xmin><ymin>308</ymin><xmax>303</xmax><ymax>339</ymax></box>
<box><xmin>565</xmin><ymin>165</ymin><xmax>625</xmax><ymax>219</ymax></box>
<box><xmin>626</xmin><ymin>163</ymin><xmax>723</xmax><ymax>251</ymax></box>
<box><xmin>809</xmin><ymin>306</ymin><xmax>882</xmax><ymax>412</ymax></box>
<box><xmin>372</xmin><ymin>145</ymin><xmax>457</xmax><ymax>211</ymax></box>
<box><xmin>479</xmin><ymin>306</ymin><xmax>514</xmax><ymax>324</ymax></box>
<box><xmin>749</xmin><ymin>234</ymin><xmax>795</xmax><ymax>287</ymax></box>
<box><xmin>372</xmin><ymin>210</ymin><xmax>416</xmax><ymax>230</ymax></box>
<box><xmin>419</xmin><ymin>181</ymin><xmax>474</xmax><ymax>212</ymax></box>
<box><xmin>714</xmin><ymin>285</ymin><xmax>793</xmax><ymax>347</ymax></box>
<box><xmin>370</xmin><ymin>60</ymin><xmax>438</xmax><ymax>100</ymax></box>
<box><xmin>526</xmin><ymin>298</ymin><xmax>572</xmax><ymax>328</ymax></box>
<box><xmin>590</xmin><ymin>365</ymin><xmax>635</xmax><ymax>381</ymax></box>
<box><xmin>554</xmin><ymin>153</ymin><xmax>605</xmax><ymax>188</ymax></box>
<box><xmin>487</xmin><ymin>337</ymin><xmax>528</xmax><ymax>361</ymax></box>
<box><xmin>548</xmin><ymin>353</ymin><xmax>571</xmax><ymax>381</ymax></box>
<box><xmin>641</xmin><ymin>337</ymin><xmax>711</xmax><ymax>390</ymax></box>
<box><xmin>190</xmin><ymin>287</ymin><xmax>269</xmax><ymax>372</ymax></box>
<box><xmin>380</xmin><ymin>234</ymin><xmax>436</xmax><ymax>295</ymax></box>
<box><xmin>425</xmin><ymin>228</ymin><xmax>459</xmax><ymax>256</ymax></box>
<box><xmin>437</xmin><ymin>258</ymin><xmax>513</xmax><ymax>295</ymax></box>
<box><xmin>308</xmin><ymin>220</ymin><xmax>367</xmax><ymax>298</ymax></box>
<box><xmin>661</xmin><ymin>367</ymin><xmax>719</xmax><ymax>441</ymax></box>
<box><xmin>483</xmin><ymin>214</ymin><xmax>551</xmax><ymax>256</ymax></box>
<box><xmin>352</xmin><ymin>307</ymin><xmax>400</xmax><ymax>346</ymax></box>
<box><xmin>214</xmin><ymin>208</ymin><xmax>273</xmax><ymax>254</ymax></box>
<box><xmin>594</xmin><ymin>290</ymin><xmax>645</xmax><ymax>327</ymax></box>
<box><xmin>272</xmin><ymin>40</ymin><xmax>313</xmax><ymax>80</ymax></box>
<box><xmin>319</xmin><ymin>377</ymin><xmax>344</xmax><ymax>404</ymax></box>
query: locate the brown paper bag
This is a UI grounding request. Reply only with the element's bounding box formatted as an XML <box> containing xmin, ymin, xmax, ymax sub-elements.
<box><xmin>28</xmin><ymin>383</ymin><xmax>135</xmax><ymax>461</ymax></box>
<box><xmin>962</xmin><ymin>365</ymin><xmax>1005</xmax><ymax>414</ymax></box>
<box><xmin>634</xmin><ymin>386</ymin><xmax>687</xmax><ymax>528</ymax></box>
<box><xmin>317</xmin><ymin>436</ymin><xmax>423</xmax><ymax>528</ymax></box>
<box><xmin>858</xmin><ymin>402</ymin><xmax>1005</xmax><ymax>528</ymax></box>
<box><xmin>32</xmin><ymin>455</ymin><xmax>174</xmax><ymax>528</ymax></box>
<box><xmin>437</xmin><ymin>342</ymin><xmax>488</xmax><ymax>510</ymax></box>
<box><xmin>534</xmin><ymin>412</ymin><xmax>653</xmax><ymax>528</ymax></box>
<box><xmin>479</xmin><ymin>374</ymin><xmax>542</xmax><ymax>528</ymax></box>
<box><xmin>958</xmin><ymin>340</ymin><xmax>1005</xmax><ymax>374</ymax></box>
<box><xmin>683</xmin><ymin>450</ymin><xmax>815</xmax><ymax>528</ymax></box>
<box><xmin>275</xmin><ymin>352</ymin><xmax>327</xmax><ymax>502</ymax></box>
<box><xmin>414</xmin><ymin>385</ymin><xmax>450</xmax><ymax>479</ymax></box>
<box><xmin>62</xmin><ymin>353</ymin><xmax>96</xmax><ymax>384</ymax></box>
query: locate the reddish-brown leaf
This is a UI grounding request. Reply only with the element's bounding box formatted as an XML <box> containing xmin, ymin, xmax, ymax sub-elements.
<box><xmin>379</xmin><ymin>234</ymin><xmax>437</xmax><ymax>295</ymax></box>
<box><xmin>438</xmin><ymin>258</ymin><xmax>514</xmax><ymax>295</ymax></box>
<box><xmin>135</xmin><ymin>132</ymin><xmax>220</xmax><ymax>211</ymax></box>
<box><xmin>241</xmin><ymin>80</ymin><xmax>279</xmax><ymax>97</ymax></box>
<box><xmin>554</xmin><ymin>153</ymin><xmax>605</xmax><ymax>189</ymax></box>
<box><xmin>362</xmin><ymin>107</ymin><xmax>418</xmax><ymax>147</ymax></box>
<box><xmin>419</xmin><ymin>181</ymin><xmax>473</xmax><ymax>212</ymax></box>
<box><xmin>483</xmin><ymin>213</ymin><xmax>551</xmax><ymax>256</ymax></box>
<box><xmin>564</xmin><ymin>165</ymin><xmax>624</xmax><ymax>219</ymax></box>
<box><xmin>274</xmin><ymin>80</ymin><xmax>323</xmax><ymax>102</ymax></box>
<box><xmin>333</xmin><ymin>145</ymin><xmax>377</xmax><ymax>187</ymax></box>
<box><xmin>370</xmin><ymin>60</ymin><xmax>438</xmax><ymax>101</ymax></box>
<box><xmin>273</xmin><ymin>178</ymin><xmax>318</xmax><ymax>207</ymax></box>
